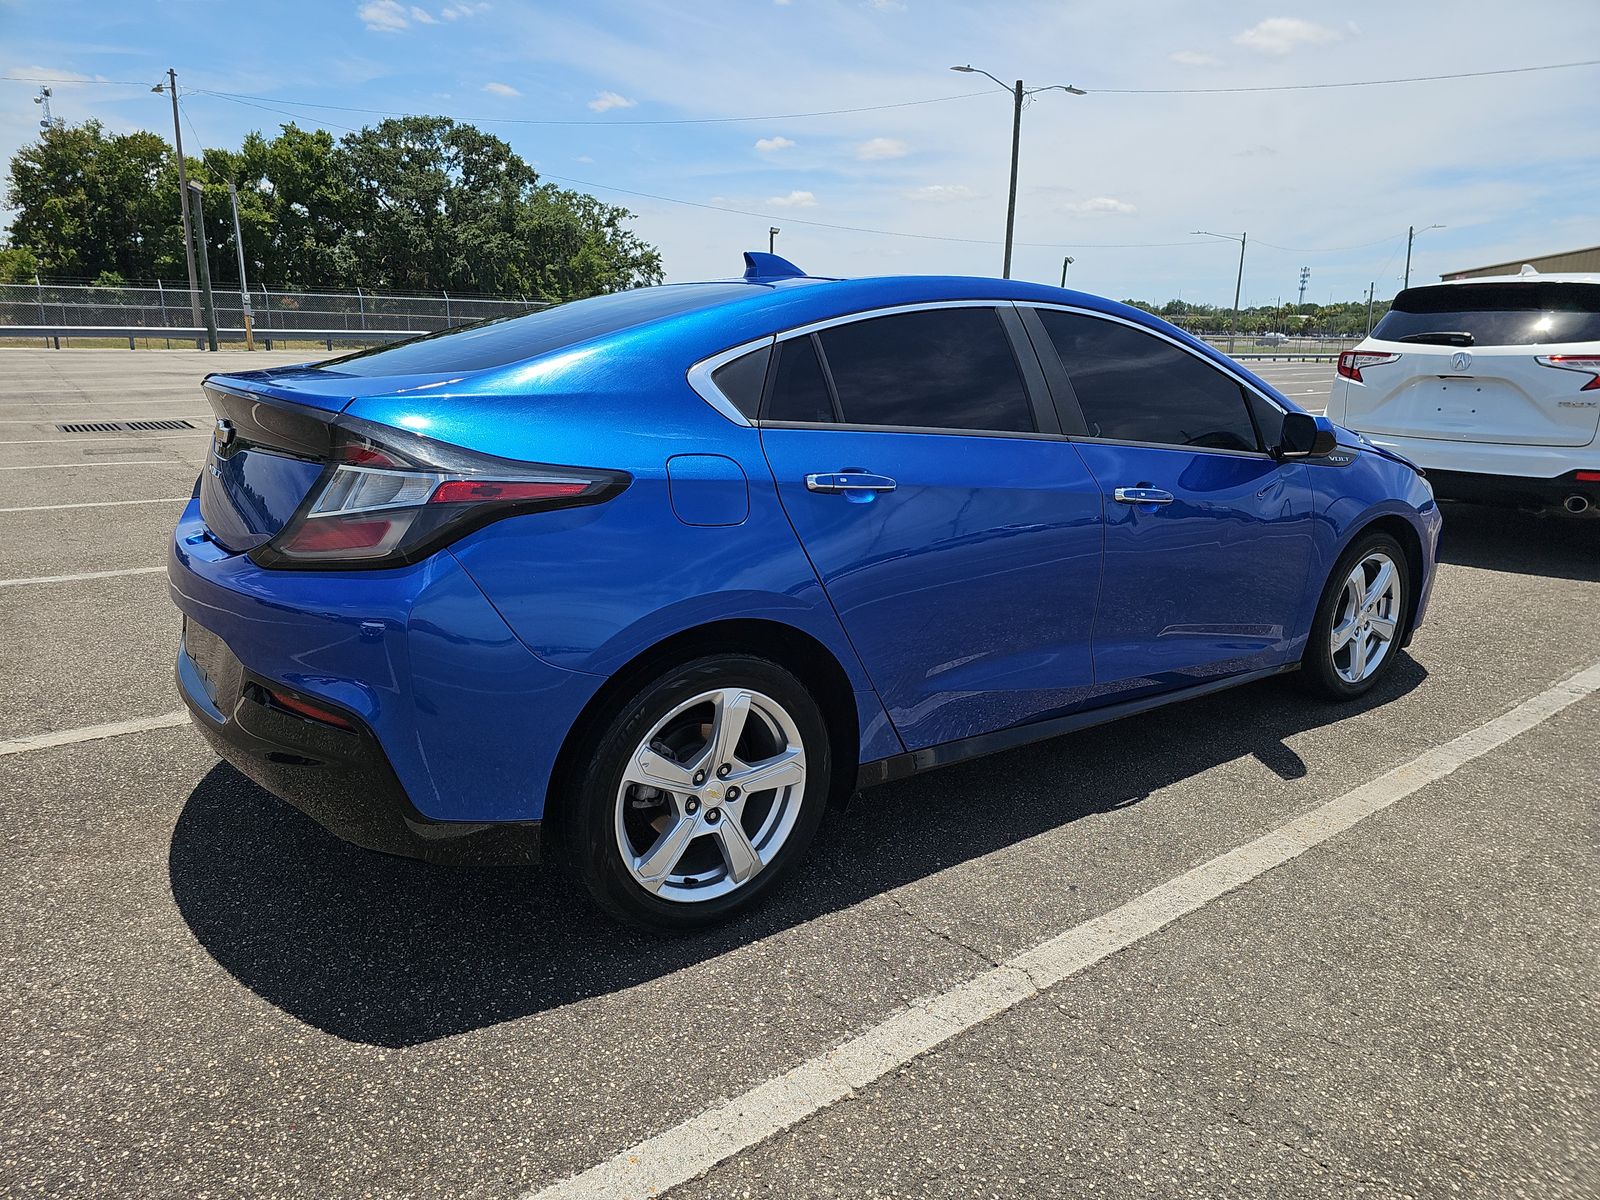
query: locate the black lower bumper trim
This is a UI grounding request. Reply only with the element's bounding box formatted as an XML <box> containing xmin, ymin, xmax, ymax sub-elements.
<box><xmin>177</xmin><ymin>626</ymin><xmax>538</xmax><ymax>866</ymax></box>
<box><xmin>1427</xmin><ymin>468</ymin><xmax>1599</xmax><ymax>511</ymax></box>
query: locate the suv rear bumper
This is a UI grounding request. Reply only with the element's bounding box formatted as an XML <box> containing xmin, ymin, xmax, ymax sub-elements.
<box><xmin>1424</xmin><ymin>468</ymin><xmax>1599</xmax><ymax>512</ymax></box>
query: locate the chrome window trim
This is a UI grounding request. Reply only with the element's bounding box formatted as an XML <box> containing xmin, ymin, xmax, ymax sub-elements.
<box><xmin>1024</xmin><ymin>301</ymin><xmax>1290</xmax><ymax>417</ymax></box>
<box><xmin>685</xmin><ymin>334</ymin><xmax>775</xmax><ymax>427</ymax></box>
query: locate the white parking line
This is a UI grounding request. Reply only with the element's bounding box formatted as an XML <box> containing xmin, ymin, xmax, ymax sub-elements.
<box><xmin>0</xmin><ymin>711</ymin><xmax>189</xmax><ymax>757</ymax></box>
<box><xmin>525</xmin><ymin>660</ymin><xmax>1600</xmax><ymax>1200</ymax></box>
<box><xmin>0</xmin><ymin>460</ymin><xmax>192</xmax><ymax>471</ymax></box>
<box><xmin>0</xmin><ymin>414</ymin><xmax>209</xmax><ymax>424</ymax></box>
<box><xmin>0</xmin><ymin>496</ymin><xmax>189</xmax><ymax>513</ymax></box>
<box><xmin>0</xmin><ymin>433</ymin><xmax>203</xmax><ymax>446</ymax></box>
<box><xmin>0</xmin><ymin>566</ymin><xmax>165</xmax><ymax>588</ymax></box>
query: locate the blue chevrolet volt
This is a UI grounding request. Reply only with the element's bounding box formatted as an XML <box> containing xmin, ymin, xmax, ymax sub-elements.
<box><xmin>170</xmin><ymin>253</ymin><xmax>1440</xmax><ymax>931</ymax></box>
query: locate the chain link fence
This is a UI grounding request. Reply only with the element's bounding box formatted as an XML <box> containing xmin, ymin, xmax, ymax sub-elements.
<box><xmin>0</xmin><ymin>282</ymin><xmax>543</xmax><ymax>335</ymax></box>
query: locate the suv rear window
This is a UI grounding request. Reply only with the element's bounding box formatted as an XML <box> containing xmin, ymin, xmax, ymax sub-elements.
<box><xmin>317</xmin><ymin>284</ymin><xmax>756</xmax><ymax>377</ymax></box>
<box><xmin>1372</xmin><ymin>282</ymin><xmax>1600</xmax><ymax>347</ymax></box>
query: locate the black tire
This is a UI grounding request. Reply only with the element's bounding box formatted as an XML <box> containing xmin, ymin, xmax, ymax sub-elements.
<box><xmin>555</xmin><ymin>654</ymin><xmax>831</xmax><ymax>933</ymax></box>
<box><xmin>1299</xmin><ymin>530</ymin><xmax>1411</xmax><ymax>700</ymax></box>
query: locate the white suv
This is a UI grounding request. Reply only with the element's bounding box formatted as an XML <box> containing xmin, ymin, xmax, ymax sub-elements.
<box><xmin>1326</xmin><ymin>273</ymin><xmax>1600</xmax><ymax>515</ymax></box>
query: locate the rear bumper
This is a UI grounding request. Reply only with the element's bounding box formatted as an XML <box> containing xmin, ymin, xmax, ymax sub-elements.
<box><xmin>168</xmin><ymin>498</ymin><xmax>607</xmax><ymax>839</ymax></box>
<box><xmin>177</xmin><ymin>627</ymin><xmax>539</xmax><ymax>864</ymax></box>
<box><xmin>1354</xmin><ymin>430</ymin><xmax>1597</xmax><ymax>483</ymax></box>
<box><xmin>1426</xmin><ymin>468</ymin><xmax>1599</xmax><ymax>511</ymax></box>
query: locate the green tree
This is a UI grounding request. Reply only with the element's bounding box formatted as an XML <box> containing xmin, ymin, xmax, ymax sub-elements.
<box><xmin>0</xmin><ymin>244</ymin><xmax>40</xmax><ymax>282</ymax></box>
<box><xmin>4</xmin><ymin>120</ymin><xmax>187</xmax><ymax>280</ymax></box>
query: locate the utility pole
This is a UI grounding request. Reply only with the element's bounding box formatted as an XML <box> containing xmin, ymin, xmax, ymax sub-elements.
<box><xmin>188</xmin><ymin>181</ymin><xmax>219</xmax><ymax>351</ymax></box>
<box><xmin>227</xmin><ymin>183</ymin><xmax>256</xmax><ymax>351</ymax></box>
<box><xmin>1297</xmin><ymin>266</ymin><xmax>1310</xmax><ymax>307</ymax></box>
<box><xmin>1365</xmin><ymin>281</ymin><xmax>1376</xmax><ymax>335</ymax></box>
<box><xmin>1232</xmin><ymin>232</ymin><xmax>1247</xmax><ymax>350</ymax></box>
<box><xmin>768</xmin><ymin>226</ymin><xmax>780</xmax><ymax>254</ymax></box>
<box><xmin>155</xmin><ymin>69</ymin><xmax>202</xmax><ymax>324</ymax></box>
<box><xmin>1060</xmin><ymin>255</ymin><xmax>1074</xmax><ymax>287</ymax></box>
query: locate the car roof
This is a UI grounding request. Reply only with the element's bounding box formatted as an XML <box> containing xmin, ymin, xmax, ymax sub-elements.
<box><xmin>1434</xmin><ymin>273</ymin><xmax>1600</xmax><ymax>286</ymax></box>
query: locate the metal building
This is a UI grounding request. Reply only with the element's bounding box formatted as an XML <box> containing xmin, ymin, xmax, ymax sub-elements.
<box><xmin>1441</xmin><ymin>244</ymin><xmax>1600</xmax><ymax>279</ymax></box>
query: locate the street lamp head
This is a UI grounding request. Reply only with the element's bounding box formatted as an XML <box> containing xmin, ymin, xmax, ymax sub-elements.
<box><xmin>1063</xmin><ymin>86</ymin><xmax>1087</xmax><ymax>95</ymax></box>
<box><xmin>950</xmin><ymin>65</ymin><xmax>975</xmax><ymax>73</ymax></box>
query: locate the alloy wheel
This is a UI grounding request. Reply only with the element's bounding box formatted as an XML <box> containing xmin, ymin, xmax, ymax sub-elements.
<box><xmin>614</xmin><ymin>687</ymin><xmax>808</xmax><ymax>903</ymax></box>
<box><xmin>1330</xmin><ymin>551</ymin><xmax>1401</xmax><ymax>685</ymax></box>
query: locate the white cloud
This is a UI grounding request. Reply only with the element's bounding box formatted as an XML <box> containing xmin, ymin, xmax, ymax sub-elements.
<box><xmin>1169</xmin><ymin>50</ymin><xmax>1221</xmax><ymax>67</ymax></box>
<box><xmin>357</xmin><ymin>0</ymin><xmax>410</xmax><ymax>31</ymax></box>
<box><xmin>856</xmin><ymin>136</ymin><xmax>908</xmax><ymax>161</ymax></box>
<box><xmin>767</xmin><ymin>190</ymin><xmax>817</xmax><ymax>208</ymax></box>
<box><xmin>588</xmin><ymin>90</ymin><xmax>637</xmax><ymax>112</ymax></box>
<box><xmin>575</xmin><ymin>154</ymin><xmax>594</xmax><ymax>164</ymax></box>
<box><xmin>907</xmin><ymin>184</ymin><xmax>974</xmax><ymax>202</ymax></box>
<box><xmin>482</xmin><ymin>81</ymin><xmax>520</xmax><ymax>97</ymax></box>
<box><xmin>441</xmin><ymin>1</ymin><xmax>488</xmax><ymax>18</ymax></box>
<box><xmin>408</xmin><ymin>5</ymin><xmax>437</xmax><ymax>22</ymax></box>
<box><xmin>1066</xmin><ymin>196</ymin><xmax>1137</xmax><ymax>215</ymax></box>
<box><xmin>1233</xmin><ymin>17</ymin><xmax>1342</xmax><ymax>55</ymax></box>
<box><xmin>755</xmin><ymin>135</ymin><xmax>795</xmax><ymax>153</ymax></box>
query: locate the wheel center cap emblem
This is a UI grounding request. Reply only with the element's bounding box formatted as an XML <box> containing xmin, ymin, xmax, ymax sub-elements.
<box><xmin>705</xmin><ymin>783</ymin><xmax>722</xmax><ymax>800</ymax></box>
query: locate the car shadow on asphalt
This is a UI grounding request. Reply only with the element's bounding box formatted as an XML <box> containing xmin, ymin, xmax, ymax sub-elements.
<box><xmin>169</xmin><ymin>651</ymin><xmax>1426</xmax><ymax>1048</ymax></box>
<box><xmin>1435</xmin><ymin>502</ymin><xmax>1600</xmax><ymax>583</ymax></box>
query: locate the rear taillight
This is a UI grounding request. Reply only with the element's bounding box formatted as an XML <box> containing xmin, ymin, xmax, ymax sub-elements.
<box><xmin>1535</xmin><ymin>354</ymin><xmax>1600</xmax><ymax>391</ymax></box>
<box><xmin>251</xmin><ymin>422</ymin><xmax>629</xmax><ymax>569</ymax></box>
<box><xmin>1337</xmin><ymin>351</ymin><xmax>1400</xmax><ymax>382</ymax></box>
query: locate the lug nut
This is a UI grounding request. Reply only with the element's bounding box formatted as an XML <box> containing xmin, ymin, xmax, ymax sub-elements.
<box><xmin>725</xmin><ymin>786</ymin><xmax>740</xmax><ymax>801</ymax></box>
<box><xmin>717</xmin><ymin>763</ymin><xmax>732</xmax><ymax>779</ymax></box>
<box><xmin>693</xmin><ymin>769</ymin><xmax>707</xmax><ymax>786</ymax></box>
<box><xmin>685</xmin><ymin>798</ymin><xmax>700</xmax><ymax>815</ymax></box>
<box><xmin>705</xmin><ymin>807</ymin><xmax>722</xmax><ymax>824</ymax></box>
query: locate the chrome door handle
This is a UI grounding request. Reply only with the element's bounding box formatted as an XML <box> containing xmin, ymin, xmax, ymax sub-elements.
<box><xmin>805</xmin><ymin>472</ymin><xmax>898</xmax><ymax>494</ymax></box>
<box><xmin>1113</xmin><ymin>487</ymin><xmax>1174</xmax><ymax>505</ymax></box>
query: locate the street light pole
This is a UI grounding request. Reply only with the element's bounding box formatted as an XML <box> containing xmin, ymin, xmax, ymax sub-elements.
<box><xmin>228</xmin><ymin>182</ymin><xmax>256</xmax><ymax>351</ymax></box>
<box><xmin>951</xmin><ymin>65</ymin><xmax>1084</xmax><ymax>280</ymax></box>
<box><xmin>768</xmin><ymin>226</ymin><xmax>780</xmax><ymax>254</ymax></box>
<box><xmin>1060</xmin><ymin>256</ymin><xmax>1074</xmax><ymax>288</ymax></box>
<box><xmin>1192</xmin><ymin>230</ymin><xmax>1248</xmax><ymax>352</ymax></box>
<box><xmin>154</xmin><ymin>69</ymin><xmax>201</xmax><ymax>325</ymax></box>
<box><xmin>1403</xmin><ymin>223</ymin><xmax>1444</xmax><ymax>289</ymax></box>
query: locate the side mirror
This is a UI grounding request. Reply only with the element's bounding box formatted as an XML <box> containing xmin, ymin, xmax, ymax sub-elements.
<box><xmin>1276</xmin><ymin>411</ymin><xmax>1338</xmax><ymax>459</ymax></box>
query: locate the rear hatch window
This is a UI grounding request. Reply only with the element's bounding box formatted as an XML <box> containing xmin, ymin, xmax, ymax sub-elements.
<box><xmin>314</xmin><ymin>283</ymin><xmax>757</xmax><ymax>378</ymax></box>
<box><xmin>1372</xmin><ymin>282</ymin><xmax>1600</xmax><ymax>347</ymax></box>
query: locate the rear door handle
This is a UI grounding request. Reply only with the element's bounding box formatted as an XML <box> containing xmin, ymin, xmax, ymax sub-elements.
<box><xmin>1113</xmin><ymin>487</ymin><xmax>1174</xmax><ymax>505</ymax></box>
<box><xmin>805</xmin><ymin>472</ymin><xmax>898</xmax><ymax>494</ymax></box>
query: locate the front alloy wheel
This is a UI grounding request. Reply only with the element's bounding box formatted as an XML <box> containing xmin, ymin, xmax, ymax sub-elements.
<box><xmin>1301</xmin><ymin>531</ymin><xmax>1411</xmax><ymax>699</ymax></box>
<box><xmin>563</xmin><ymin>654</ymin><xmax>830</xmax><ymax>931</ymax></box>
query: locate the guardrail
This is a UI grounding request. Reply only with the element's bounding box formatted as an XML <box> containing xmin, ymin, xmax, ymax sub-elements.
<box><xmin>0</xmin><ymin>326</ymin><xmax>417</xmax><ymax>351</ymax></box>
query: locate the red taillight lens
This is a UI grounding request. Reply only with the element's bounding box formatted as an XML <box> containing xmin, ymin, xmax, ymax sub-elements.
<box><xmin>1337</xmin><ymin>351</ymin><xmax>1400</xmax><ymax>382</ymax></box>
<box><xmin>253</xmin><ymin>426</ymin><xmax>630</xmax><ymax>570</ymax></box>
<box><xmin>1577</xmin><ymin>471</ymin><xmax>1600</xmax><ymax>482</ymax></box>
<box><xmin>265</xmin><ymin>688</ymin><xmax>353</xmax><ymax>729</ymax></box>
<box><xmin>429</xmin><ymin>479</ymin><xmax>589</xmax><ymax>504</ymax></box>
<box><xmin>1535</xmin><ymin>354</ymin><xmax>1600</xmax><ymax>391</ymax></box>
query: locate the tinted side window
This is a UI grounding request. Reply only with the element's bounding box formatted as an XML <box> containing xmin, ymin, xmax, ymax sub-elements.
<box><xmin>710</xmin><ymin>344</ymin><xmax>771</xmax><ymax>420</ymax></box>
<box><xmin>765</xmin><ymin>336</ymin><xmax>836</xmax><ymax>424</ymax></box>
<box><xmin>1038</xmin><ymin>311</ymin><xmax>1259</xmax><ymax>451</ymax></box>
<box><xmin>1246</xmin><ymin>390</ymin><xmax>1286</xmax><ymax>449</ymax></box>
<box><xmin>818</xmin><ymin>307</ymin><xmax>1034</xmax><ymax>433</ymax></box>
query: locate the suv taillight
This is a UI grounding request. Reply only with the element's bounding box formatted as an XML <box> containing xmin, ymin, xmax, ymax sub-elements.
<box><xmin>1337</xmin><ymin>351</ymin><xmax>1400</xmax><ymax>382</ymax></box>
<box><xmin>1534</xmin><ymin>354</ymin><xmax>1600</xmax><ymax>391</ymax></box>
<box><xmin>251</xmin><ymin>423</ymin><xmax>629</xmax><ymax>569</ymax></box>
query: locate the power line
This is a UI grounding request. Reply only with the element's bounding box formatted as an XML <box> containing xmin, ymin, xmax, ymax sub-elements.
<box><xmin>0</xmin><ymin>74</ymin><xmax>158</xmax><ymax>86</ymax></box>
<box><xmin>192</xmin><ymin>87</ymin><xmax>996</xmax><ymax>127</ymax></box>
<box><xmin>1093</xmin><ymin>58</ymin><xmax>1600</xmax><ymax>94</ymax></box>
<box><xmin>1254</xmin><ymin>234</ymin><xmax>1407</xmax><ymax>253</ymax></box>
<box><xmin>538</xmin><ymin>173</ymin><xmax>1210</xmax><ymax>250</ymax></box>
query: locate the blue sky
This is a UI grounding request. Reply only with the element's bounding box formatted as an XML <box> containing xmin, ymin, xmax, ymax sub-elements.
<box><xmin>2</xmin><ymin>0</ymin><xmax>1597</xmax><ymax>304</ymax></box>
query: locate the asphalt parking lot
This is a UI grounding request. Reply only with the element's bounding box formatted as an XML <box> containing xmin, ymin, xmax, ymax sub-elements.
<box><xmin>1</xmin><ymin>348</ymin><xmax>1596</xmax><ymax>1199</ymax></box>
